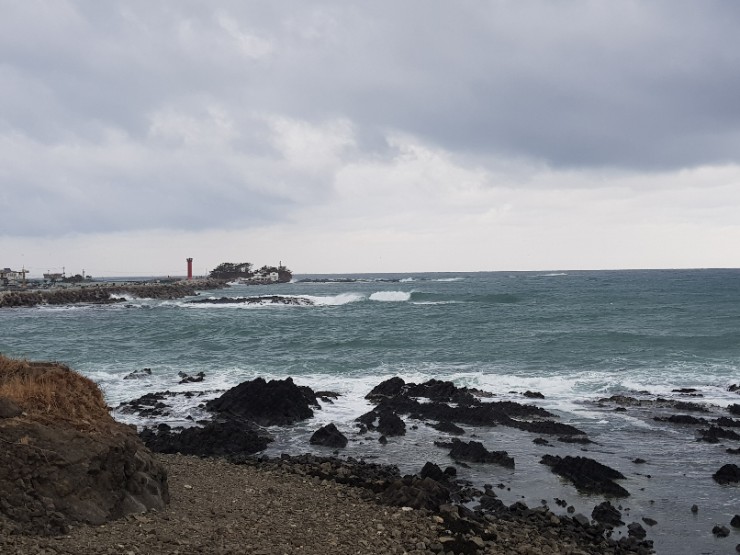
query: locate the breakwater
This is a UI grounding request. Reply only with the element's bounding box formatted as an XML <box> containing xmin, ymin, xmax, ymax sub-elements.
<box><xmin>0</xmin><ymin>279</ymin><xmax>227</xmax><ymax>308</ymax></box>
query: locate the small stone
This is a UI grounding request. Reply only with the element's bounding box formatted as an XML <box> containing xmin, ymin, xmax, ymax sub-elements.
<box><xmin>713</xmin><ymin>525</ymin><xmax>730</xmax><ymax>537</ymax></box>
<box><xmin>731</xmin><ymin>514</ymin><xmax>740</xmax><ymax>528</ymax></box>
<box><xmin>627</xmin><ymin>522</ymin><xmax>647</xmax><ymax>539</ymax></box>
<box><xmin>691</xmin><ymin>504</ymin><xmax>699</xmax><ymax>513</ymax></box>
<box><xmin>183</xmin><ymin>484</ymin><xmax>193</xmax><ymax>490</ymax></box>
<box><xmin>642</xmin><ymin>517</ymin><xmax>658</xmax><ymax>526</ymax></box>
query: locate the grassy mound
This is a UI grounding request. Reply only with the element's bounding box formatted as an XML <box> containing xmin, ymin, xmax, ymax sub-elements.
<box><xmin>0</xmin><ymin>355</ymin><xmax>111</xmax><ymax>431</ymax></box>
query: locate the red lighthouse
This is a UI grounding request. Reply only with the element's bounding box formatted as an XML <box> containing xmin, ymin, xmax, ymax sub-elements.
<box><xmin>186</xmin><ymin>258</ymin><xmax>193</xmax><ymax>280</ymax></box>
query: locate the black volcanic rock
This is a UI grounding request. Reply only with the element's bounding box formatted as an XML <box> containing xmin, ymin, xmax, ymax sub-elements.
<box><xmin>729</xmin><ymin>404</ymin><xmax>740</xmax><ymax>416</ymax></box>
<box><xmin>712</xmin><ymin>525</ymin><xmax>730</xmax><ymax>537</ymax></box>
<box><xmin>510</xmin><ymin>419</ymin><xmax>586</xmax><ymax>436</ymax></box>
<box><xmin>123</xmin><ymin>368</ymin><xmax>152</xmax><ymax>380</ymax></box>
<box><xmin>117</xmin><ymin>391</ymin><xmax>174</xmax><ymax>418</ymax></box>
<box><xmin>447</xmin><ymin>439</ymin><xmax>514</xmax><ymax>468</ymax></box>
<box><xmin>419</xmin><ymin>461</ymin><xmax>449</xmax><ymax>482</ymax></box>
<box><xmin>378</xmin><ymin>476</ymin><xmax>450</xmax><ymax>511</ymax></box>
<box><xmin>377</xmin><ymin>411</ymin><xmax>406</xmax><ymax>436</ymax></box>
<box><xmin>178</xmin><ymin>371</ymin><xmax>205</xmax><ymax>384</ymax></box>
<box><xmin>628</xmin><ymin>522</ymin><xmax>647</xmax><ymax>539</ymax></box>
<box><xmin>540</xmin><ymin>455</ymin><xmax>629</xmax><ymax>497</ymax></box>
<box><xmin>523</xmin><ymin>390</ymin><xmax>545</xmax><ymax>399</ymax></box>
<box><xmin>592</xmin><ymin>501</ymin><xmax>624</xmax><ymax>527</ymax></box>
<box><xmin>713</xmin><ymin>463</ymin><xmax>740</xmax><ymax>485</ymax></box>
<box><xmin>206</xmin><ymin>377</ymin><xmax>315</xmax><ymax>426</ymax></box>
<box><xmin>654</xmin><ymin>414</ymin><xmax>707</xmax><ymax>425</ymax></box>
<box><xmin>429</xmin><ymin>420</ymin><xmax>466</xmax><ymax>435</ymax></box>
<box><xmin>139</xmin><ymin>420</ymin><xmax>271</xmax><ymax>457</ymax></box>
<box><xmin>366</xmin><ymin>377</ymin><xmax>406</xmax><ymax>401</ymax></box>
<box><xmin>309</xmin><ymin>423</ymin><xmax>348</xmax><ymax>448</ymax></box>
<box><xmin>698</xmin><ymin>426</ymin><xmax>740</xmax><ymax>443</ymax></box>
<box><xmin>405</xmin><ymin>379</ymin><xmax>475</xmax><ymax>403</ymax></box>
<box><xmin>716</xmin><ymin>417</ymin><xmax>740</xmax><ymax>428</ymax></box>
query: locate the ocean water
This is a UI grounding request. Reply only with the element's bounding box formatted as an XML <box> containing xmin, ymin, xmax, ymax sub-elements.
<box><xmin>2</xmin><ymin>269</ymin><xmax>739</xmax><ymax>553</ymax></box>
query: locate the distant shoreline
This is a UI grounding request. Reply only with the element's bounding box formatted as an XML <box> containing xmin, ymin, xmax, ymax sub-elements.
<box><xmin>0</xmin><ymin>278</ymin><xmax>229</xmax><ymax>309</ymax></box>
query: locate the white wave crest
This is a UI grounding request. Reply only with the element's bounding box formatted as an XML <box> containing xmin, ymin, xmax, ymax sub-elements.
<box><xmin>434</xmin><ymin>277</ymin><xmax>463</xmax><ymax>282</ymax></box>
<box><xmin>400</xmin><ymin>277</ymin><xmax>415</xmax><ymax>282</ymax></box>
<box><xmin>369</xmin><ymin>291</ymin><xmax>411</xmax><ymax>302</ymax></box>
<box><xmin>302</xmin><ymin>293</ymin><xmax>364</xmax><ymax>306</ymax></box>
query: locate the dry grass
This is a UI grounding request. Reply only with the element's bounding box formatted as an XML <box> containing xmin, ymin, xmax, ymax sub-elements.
<box><xmin>0</xmin><ymin>354</ymin><xmax>113</xmax><ymax>431</ymax></box>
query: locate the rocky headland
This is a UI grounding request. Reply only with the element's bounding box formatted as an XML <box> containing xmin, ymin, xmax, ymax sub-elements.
<box><xmin>0</xmin><ymin>355</ymin><xmax>169</xmax><ymax>536</ymax></box>
<box><xmin>0</xmin><ymin>279</ymin><xmax>227</xmax><ymax>308</ymax></box>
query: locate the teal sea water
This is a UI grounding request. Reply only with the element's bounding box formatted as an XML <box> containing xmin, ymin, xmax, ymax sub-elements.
<box><xmin>2</xmin><ymin>269</ymin><xmax>739</xmax><ymax>553</ymax></box>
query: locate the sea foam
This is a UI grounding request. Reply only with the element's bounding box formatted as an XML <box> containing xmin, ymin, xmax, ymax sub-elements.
<box><xmin>369</xmin><ymin>291</ymin><xmax>412</xmax><ymax>302</ymax></box>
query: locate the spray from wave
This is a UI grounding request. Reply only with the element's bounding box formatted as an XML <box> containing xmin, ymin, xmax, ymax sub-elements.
<box><xmin>369</xmin><ymin>291</ymin><xmax>412</xmax><ymax>302</ymax></box>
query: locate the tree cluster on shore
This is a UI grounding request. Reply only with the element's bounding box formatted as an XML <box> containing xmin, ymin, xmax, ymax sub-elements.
<box><xmin>209</xmin><ymin>261</ymin><xmax>292</xmax><ymax>283</ymax></box>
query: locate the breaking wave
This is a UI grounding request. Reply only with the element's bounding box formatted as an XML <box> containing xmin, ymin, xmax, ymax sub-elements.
<box><xmin>369</xmin><ymin>291</ymin><xmax>412</xmax><ymax>302</ymax></box>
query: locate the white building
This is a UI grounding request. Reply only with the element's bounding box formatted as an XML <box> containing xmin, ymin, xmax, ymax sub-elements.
<box><xmin>0</xmin><ymin>267</ymin><xmax>27</xmax><ymax>286</ymax></box>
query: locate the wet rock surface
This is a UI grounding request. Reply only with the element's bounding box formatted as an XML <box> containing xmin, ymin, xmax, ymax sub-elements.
<box><xmin>540</xmin><ymin>455</ymin><xmax>630</xmax><ymax>497</ymax></box>
<box><xmin>443</xmin><ymin>438</ymin><xmax>515</xmax><ymax>468</ymax></box>
<box><xmin>310</xmin><ymin>423</ymin><xmax>348</xmax><ymax>448</ymax></box>
<box><xmin>206</xmin><ymin>376</ymin><xmax>317</xmax><ymax>426</ymax></box>
<box><xmin>139</xmin><ymin>420</ymin><xmax>271</xmax><ymax>457</ymax></box>
<box><xmin>592</xmin><ymin>501</ymin><xmax>624</xmax><ymax>527</ymax></box>
<box><xmin>363</xmin><ymin>378</ymin><xmax>587</xmax><ymax>437</ymax></box>
<box><xmin>713</xmin><ymin>463</ymin><xmax>740</xmax><ymax>484</ymax></box>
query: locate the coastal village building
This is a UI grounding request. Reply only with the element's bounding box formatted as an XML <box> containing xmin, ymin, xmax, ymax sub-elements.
<box><xmin>0</xmin><ymin>267</ymin><xmax>27</xmax><ymax>286</ymax></box>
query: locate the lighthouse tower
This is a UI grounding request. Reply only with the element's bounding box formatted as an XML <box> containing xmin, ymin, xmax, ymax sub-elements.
<box><xmin>186</xmin><ymin>258</ymin><xmax>193</xmax><ymax>280</ymax></box>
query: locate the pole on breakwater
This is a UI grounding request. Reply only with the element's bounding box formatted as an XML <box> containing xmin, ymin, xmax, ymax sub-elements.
<box><xmin>186</xmin><ymin>258</ymin><xmax>193</xmax><ymax>280</ymax></box>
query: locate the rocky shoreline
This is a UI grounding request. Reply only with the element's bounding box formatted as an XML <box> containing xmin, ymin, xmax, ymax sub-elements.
<box><xmin>0</xmin><ymin>279</ymin><xmax>228</xmax><ymax>308</ymax></box>
<box><xmin>122</xmin><ymin>373</ymin><xmax>740</xmax><ymax>554</ymax></box>
<box><xmin>130</xmin><ymin>376</ymin><xmax>668</xmax><ymax>554</ymax></box>
<box><xmin>3</xmin><ymin>453</ymin><xmax>608</xmax><ymax>555</ymax></box>
<box><xmin>4</xmin><ymin>356</ymin><xmax>740</xmax><ymax>554</ymax></box>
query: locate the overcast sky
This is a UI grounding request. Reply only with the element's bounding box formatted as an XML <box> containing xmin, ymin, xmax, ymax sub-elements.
<box><xmin>2</xmin><ymin>1</ymin><xmax>740</xmax><ymax>276</ymax></box>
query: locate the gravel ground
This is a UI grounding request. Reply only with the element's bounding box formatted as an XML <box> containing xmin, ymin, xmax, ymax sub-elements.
<box><xmin>0</xmin><ymin>454</ymin><xmax>622</xmax><ymax>555</ymax></box>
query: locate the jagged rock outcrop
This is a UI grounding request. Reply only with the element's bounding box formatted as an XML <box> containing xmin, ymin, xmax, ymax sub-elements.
<box><xmin>206</xmin><ymin>377</ymin><xmax>317</xmax><ymax>426</ymax></box>
<box><xmin>444</xmin><ymin>439</ymin><xmax>514</xmax><ymax>468</ymax></box>
<box><xmin>0</xmin><ymin>279</ymin><xmax>227</xmax><ymax>308</ymax></box>
<box><xmin>309</xmin><ymin>423</ymin><xmax>348</xmax><ymax>448</ymax></box>
<box><xmin>540</xmin><ymin>455</ymin><xmax>629</xmax><ymax>497</ymax></box>
<box><xmin>140</xmin><ymin>420</ymin><xmax>271</xmax><ymax>457</ymax></box>
<box><xmin>362</xmin><ymin>377</ymin><xmax>585</xmax><ymax>437</ymax></box>
<box><xmin>0</xmin><ymin>356</ymin><xmax>169</xmax><ymax>535</ymax></box>
<box><xmin>713</xmin><ymin>463</ymin><xmax>740</xmax><ymax>485</ymax></box>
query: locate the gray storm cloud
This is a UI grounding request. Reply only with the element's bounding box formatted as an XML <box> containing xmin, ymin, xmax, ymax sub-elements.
<box><xmin>1</xmin><ymin>1</ymin><xmax>740</xmax><ymax>240</ymax></box>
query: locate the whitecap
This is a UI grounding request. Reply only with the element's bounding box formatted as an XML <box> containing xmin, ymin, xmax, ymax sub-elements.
<box><xmin>369</xmin><ymin>291</ymin><xmax>412</xmax><ymax>302</ymax></box>
<box><xmin>301</xmin><ymin>293</ymin><xmax>365</xmax><ymax>306</ymax></box>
